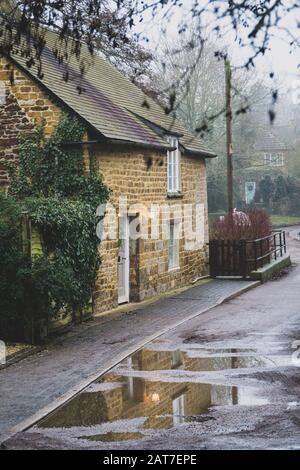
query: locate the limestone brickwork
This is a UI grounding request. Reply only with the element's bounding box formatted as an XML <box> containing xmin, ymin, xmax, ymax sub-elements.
<box><xmin>0</xmin><ymin>56</ymin><xmax>62</xmax><ymax>187</ymax></box>
<box><xmin>93</xmin><ymin>145</ymin><xmax>209</xmax><ymax>313</ymax></box>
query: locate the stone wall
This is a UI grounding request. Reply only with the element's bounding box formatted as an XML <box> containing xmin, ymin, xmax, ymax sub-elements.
<box><xmin>93</xmin><ymin>145</ymin><xmax>209</xmax><ymax>313</ymax></box>
<box><xmin>0</xmin><ymin>55</ymin><xmax>62</xmax><ymax>187</ymax></box>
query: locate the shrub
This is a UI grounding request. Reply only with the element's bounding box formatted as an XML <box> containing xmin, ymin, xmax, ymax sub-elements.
<box><xmin>210</xmin><ymin>208</ymin><xmax>272</xmax><ymax>240</ymax></box>
<box><xmin>1</xmin><ymin>114</ymin><xmax>110</xmax><ymax>342</ymax></box>
<box><xmin>9</xmin><ymin>115</ymin><xmax>110</xmax><ymax>319</ymax></box>
<box><xmin>259</xmin><ymin>176</ymin><xmax>275</xmax><ymax>207</ymax></box>
<box><xmin>0</xmin><ymin>194</ymin><xmax>45</xmax><ymax>341</ymax></box>
<box><xmin>0</xmin><ymin>193</ymin><xmax>24</xmax><ymax>340</ymax></box>
<box><xmin>257</xmin><ymin>175</ymin><xmax>300</xmax><ymax>215</ymax></box>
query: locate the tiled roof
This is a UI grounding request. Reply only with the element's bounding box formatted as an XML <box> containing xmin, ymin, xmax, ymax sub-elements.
<box><xmin>254</xmin><ymin>130</ymin><xmax>289</xmax><ymax>152</ymax></box>
<box><xmin>4</xmin><ymin>29</ymin><xmax>216</xmax><ymax>157</ymax></box>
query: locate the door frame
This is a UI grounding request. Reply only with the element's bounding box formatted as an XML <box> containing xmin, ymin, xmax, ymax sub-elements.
<box><xmin>118</xmin><ymin>215</ymin><xmax>130</xmax><ymax>304</ymax></box>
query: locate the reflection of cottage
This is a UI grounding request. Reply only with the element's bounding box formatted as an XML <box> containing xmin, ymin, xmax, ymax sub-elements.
<box><xmin>241</xmin><ymin>129</ymin><xmax>290</xmax><ymax>205</ymax></box>
<box><xmin>36</xmin><ymin>345</ymin><xmax>267</xmax><ymax>446</ymax></box>
<box><xmin>38</xmin><ymin>347</ymin><xmax>238</xmax><ymax>441</ymax></box>
<box><xmin>0</xmin><ymin>28</ymin><xmax>216</xmax><ymax>315</ymax></box>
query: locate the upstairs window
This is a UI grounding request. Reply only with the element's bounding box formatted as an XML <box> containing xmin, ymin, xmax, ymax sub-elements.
<box><xmin>167</xmin><ymin>137</ymin><xmax>180</xmax><ymax>193</ymax></box>
<box><xmin>264</xmin><ymin>153</ymin><xmax>284</xmax><ymax>166</ymax></box>
<box><xmin>171</xmin><ymin>350</ymin><xmax>182</xmax><ymax>368</ymax></box>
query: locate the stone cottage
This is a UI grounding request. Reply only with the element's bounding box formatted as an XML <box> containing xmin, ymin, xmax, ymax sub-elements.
<box><xmin>0</xmin><ymin>30</ymin><xmax>216</xmax><ymax>314</ymax></box>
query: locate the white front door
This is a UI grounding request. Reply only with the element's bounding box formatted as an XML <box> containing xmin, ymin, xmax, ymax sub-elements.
<box><xmin>172</xmin><ymin>393</ymin><xmax>185</xmax><ymax>425</ymax></box>
<box><xmin>118</xmin><ymin>215</ymin><xmax>129</xmax><ymax>304</ymax></box>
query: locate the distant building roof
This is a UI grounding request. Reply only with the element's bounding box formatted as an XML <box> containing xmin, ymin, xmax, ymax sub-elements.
<box><xmin>1</xmin><ymin>29</ymin><xmax>216</xmax><ymax>158</ymax></box>
<box><xmin>254</xmin><ymin>130</ymin><xmax>290</xmax><ymax>152</ymax></box>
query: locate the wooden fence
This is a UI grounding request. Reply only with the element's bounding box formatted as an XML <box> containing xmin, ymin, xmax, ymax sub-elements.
<box><xmin>209</xmin><ymin>230</ymin><xmax>287</xmax><ymax>278</ymax></box>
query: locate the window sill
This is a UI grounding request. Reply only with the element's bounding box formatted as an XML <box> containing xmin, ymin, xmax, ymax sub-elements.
<box><xmin>171</xmin><ymin>363</ymin><xmax>184</xmax><ymax>370</ymax></box>
<box><xmin>167</xmin><ymin>191</ymin><xmax>183</xmax><ymax>199</ymax></box>
<box><xmin>168</xmin><ymin>266</ymin><xmax>180</xmax><ymax>273</ymax></box>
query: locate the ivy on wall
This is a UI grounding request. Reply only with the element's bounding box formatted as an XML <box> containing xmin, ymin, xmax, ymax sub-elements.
<box><xmin>7</xmin><ymin>114</ymin><xmax>110</xmax><ymax>325</ymax></box>
<box><xmin>0</xmin><ymin>192</ymin><xmax>51</xmax><ymax>341</ymax></box>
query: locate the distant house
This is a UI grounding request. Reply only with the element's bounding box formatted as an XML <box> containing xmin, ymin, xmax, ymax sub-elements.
<box><xmin>0</xmin><ymin>30</ymin><xmax>216</xmax><ymax>314</ymax></box>
<box><xmin>241</xmin><ymin>129</ymin><xmax>290</xmax><ymax>205</ymax></box>
<box><xmin>255</xmin><ymin>130</ymin><xmax>289</xmax><ymax>169</ymax></box>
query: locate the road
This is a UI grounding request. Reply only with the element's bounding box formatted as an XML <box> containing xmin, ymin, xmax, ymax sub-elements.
<box><xmin>3</xmin><ymin>228</ymin><xmax>300</xmax><ymax>450</ymax></box>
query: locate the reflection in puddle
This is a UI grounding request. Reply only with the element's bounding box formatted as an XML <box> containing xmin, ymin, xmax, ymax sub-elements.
<box><xmin>119</xmin><ymin>348</ymin><xmax>270</xmax><ymax>371</ymax></box>
<box><xmin>79</xmin><ymin>432</ymin><xmax>144</xmax><ymax>442</ymax></box>
<box><xmin>37</xmin><ymin>347</ymin><xmax>270</xmax><ymax>443</ymax></box>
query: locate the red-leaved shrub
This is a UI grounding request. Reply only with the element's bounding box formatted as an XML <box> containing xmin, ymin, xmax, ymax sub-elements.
<box><xmin>210</xmin><ymin>208</ymin><xmax>272</xmax><ymax>241</ymax></box>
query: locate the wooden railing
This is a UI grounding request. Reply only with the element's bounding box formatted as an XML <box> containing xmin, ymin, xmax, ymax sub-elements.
<box><xmin>209</xmin><ymin>230</ymin><xmax>287</xmax><ymax>278</ymax></box>
<box><xmin>246</xmin><ymin>230</ymin><xmax>286</xmax><ymax>272</ymax></box>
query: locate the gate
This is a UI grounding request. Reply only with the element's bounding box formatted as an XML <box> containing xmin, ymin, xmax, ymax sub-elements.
<box><xmin>209</xmin><ymin>239</ymin><xmax>248</xmax><ymax>277</ymax></box>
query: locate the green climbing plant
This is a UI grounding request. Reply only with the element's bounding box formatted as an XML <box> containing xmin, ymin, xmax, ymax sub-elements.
<box><xmin>7</xmin><ymin>114</ymin><xmax>110</xmax><ymax>326</ymax></box>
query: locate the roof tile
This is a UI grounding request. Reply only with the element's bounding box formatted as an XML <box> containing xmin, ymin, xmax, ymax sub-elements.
<box><xmin>4</xmin><ymin>29</ymin><xmax>216</xmax><ymax>157</ymax></box>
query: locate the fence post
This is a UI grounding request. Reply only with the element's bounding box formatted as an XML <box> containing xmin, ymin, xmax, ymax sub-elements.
<box><xmin>221</xmin><ymin>240</ymin><xmax>225</xmax><ymax>276</ymax></box>
<box><xmin>274</xmin><ymin>234</ymin><xmax>277</xmax><ymax>260</ymax></box>
<box><xmin>283</xmin><ymin>231</ymin><xmax>286</xmax><ymax>254</ymax></box>
<box><xmin>227</xmin><ymin>239</ymin><xmax>231</xmax><ymax>276</ymax></box>
<box><xmin>209</xmin><ymin>241</ymin><xmax>216</xmax><ymax>277</ymax></box>
<box><xmin>279</xmin><ymin>231</ymin><xmax>283</xmax><ymax>257</ymax></box>
<box><xmin>240</xmin><ymin>239</ymin><xmax>247</xmax><ymax>277</ymax></box>
<box><xmin>253</xmin><ymin>240</ymin><xmax>257</xmax><ymax>271</ymax></box>
<box><xmin>232</xmin><ymin>240</ymin><xmax>236</xmax><ymax>275</ymax></box>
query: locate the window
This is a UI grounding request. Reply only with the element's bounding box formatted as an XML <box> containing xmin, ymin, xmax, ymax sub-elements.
<box><xmin>264</xmin><ymin>153</ymin><xmax>284</xmax><ymax>167</ymax></box>
<box><xmin>168</xmin><ymin>220</ymin><xmax>180</xmax><ymax>271</ymax></box>
<box><xmin>171</xmin><ymin>350</ymin><xmax>182</xmax><ymax>368</ymax></box>
<box><xmin>167</xmin><ymin>137</ymin><xmax>180</xmax><ymax>193</ymax></box>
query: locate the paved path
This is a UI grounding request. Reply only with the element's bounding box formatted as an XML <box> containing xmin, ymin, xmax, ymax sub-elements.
<box><xmin>0</xmin><ymin>273</ymin><xmax>257</xmax><ymax>442</ymax></box>
<box><xmin>6</xmin><ymin>228</ymin><xmax>299</xmax><ymax>450</ymax></box>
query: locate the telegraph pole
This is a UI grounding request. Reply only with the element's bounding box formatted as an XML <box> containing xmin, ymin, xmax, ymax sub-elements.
<box><xmin>225</xmin><ymin>58</ymin><xmax>233</xmax><ymax>214</ymax></box>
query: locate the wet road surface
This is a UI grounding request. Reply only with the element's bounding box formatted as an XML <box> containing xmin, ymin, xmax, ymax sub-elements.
<box><xmin>3</xmin><ymin>229</ymin><xmax>300</xmax><ymax>449</ymax></box>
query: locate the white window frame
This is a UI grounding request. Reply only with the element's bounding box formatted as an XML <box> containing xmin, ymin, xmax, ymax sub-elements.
<box><xmin>171</xmin><ymin>350</ymin><xmax>182</xmax><ymax>368</ymax></box>
<box><xmin>168</xmin><ymin>220</ymin><xmax>180</xmax><ymax>271</ymax></box>
<box><xmin>264</xmin><ymin>152</ymin><xmax>284</xmax><ymax>167</ymax></box>
<box><xmin>167</xmin><ymin>137</ymin><xmax>181</xmax><ymax>193</ymax></box>
<box><xmin>172</xmin><ymin>394</ymin><xmax>185</xmax><ymax>425</ymax></box>
<box><xmin>264</xmin><ymin>153</ymin><xmax>270</xmax><ymax>166</ymax></box>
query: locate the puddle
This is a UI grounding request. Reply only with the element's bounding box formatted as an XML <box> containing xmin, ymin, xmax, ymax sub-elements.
<box><xmin>115</xmin><ymin>347</ymin><xmax>275</xmax><ymax>370</ymax></box>
<box><xmin>79</xmin><ymin>432</ymin><xmax>144</xmax><ymax>442</ymax></box>
<box><xmin>36</xmin><ymin>346</ymin><xmax>271</xmax><ymax>443</ymax></box>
